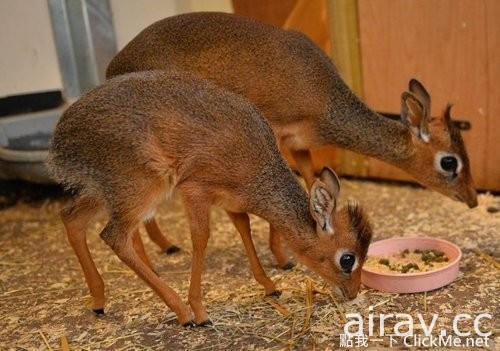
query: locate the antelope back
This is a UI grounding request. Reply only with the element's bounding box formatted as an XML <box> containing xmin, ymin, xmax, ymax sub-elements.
<box><xmin>107</xmin><ymin>12</ymin><xmax>477</xmax><ymax>209</ymax></box>
<box><xmin>47</xmin><ymin>71</ymin><xmax>373</xmax><ymax>300</ymax></box>
<box><xmin>106</xmin><ymin>12</ymin><xmax>336</xmax><ymax>123</ymax></box>
<box><xmin>47</xmin><ymin>70</ymin><xmax>289</xmax><ymax>214</ymax></box>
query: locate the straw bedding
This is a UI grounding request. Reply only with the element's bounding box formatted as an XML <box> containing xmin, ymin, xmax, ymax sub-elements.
<box><xmin>0</xmin><ymin>178</ymin><xmax>498</xmax><ymax>350</ymax></box>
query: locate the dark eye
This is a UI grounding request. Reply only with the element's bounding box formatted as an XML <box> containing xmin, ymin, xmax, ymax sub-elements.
<box><xmin>340</xmin><ymin>253</ymin><xmax>356</xmax><ymax>272</ymax></box>
<box><xmin>440</xmin><ymin>156</ymin><xmax>458</xmax><ymax>173</ymax></box>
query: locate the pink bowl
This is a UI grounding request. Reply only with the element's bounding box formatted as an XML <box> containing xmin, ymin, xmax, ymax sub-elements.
<box><xmin>361</xmin><ymin>237</ymin><xmax>462</xmax><ymax>293</ymax></box>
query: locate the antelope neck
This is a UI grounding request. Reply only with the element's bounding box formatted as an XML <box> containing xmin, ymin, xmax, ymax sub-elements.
<box><xmin>249</xmin><ymin>173</ymin><xmax>317</xmax><ymax>244</ymax></box>
<box><xmin>320</xmin><ymin>85</ymin><xmax>414</xmax><ymax>165</ymax></box>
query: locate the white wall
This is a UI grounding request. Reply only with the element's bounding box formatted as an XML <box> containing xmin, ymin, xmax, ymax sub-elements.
<box><xmin>0</xmin><ymin>0</ymin><xmax>233</xmax><ymax>98</ymax></box>
<box><xmin>0</xmin><ymin>0</ymin><xmax>63</xmax><ymax>97</ymax></box>
<box><xmin>110</xmin><ymin>0</ymin><xmax>233</xmax><ymax>50</ymax></box>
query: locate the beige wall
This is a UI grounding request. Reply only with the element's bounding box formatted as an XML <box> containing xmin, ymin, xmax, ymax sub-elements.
<box><xmin>0</xmin><ymin>0</ymin><xmax>62</xmax><ymax>97</ymax></box>
<box><xmin>110</xmin><ymin>0</ymin><xmax>233</xmax><ymax>50</ymax></box>
<box><xmin>0</xmin><ymin>0</ymin><xmax>233</xmax><ymax>98</ymax></box>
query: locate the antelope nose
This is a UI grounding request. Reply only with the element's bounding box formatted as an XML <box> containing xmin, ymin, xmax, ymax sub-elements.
<box><xmin>332</xmin><ymin>286</ymin><xmax>359</xmax><ymax>300</ymax></box>
<box><xmin>467</xmin><ymin>196</ymin><xmax>478</xmax><ymax>209</ymax></box>
<box><xmin>466</xmin><ymin>189</ymin><xmax>478</xmax><ymax>209</ymax></box>
<box><xmin>344</xmin><ymin>286</ymin><xmax>359</xmax><ymax>300</ymax></box>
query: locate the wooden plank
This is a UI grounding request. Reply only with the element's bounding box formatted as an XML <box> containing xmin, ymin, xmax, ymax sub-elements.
<box><xmin>326</xmin><ymin>0</ymin><xmax>367</xmax><ymax>177</ymax></box>
<box><xmin>282</xmin><ymin>0</ymin><xmax>331</xmax><ymax>56</ymax></box>
<box><xmin>231</xmin><ymin>0</ymin><xmax>297</xmax><ymax>27</ymax></box>
<box><xmin>484</xmin><ymin>0</ymin><xmax>500</xmax><ymax>190</ymax></box>
<box><xmin>327</xmin><ymin>0</ymin><xmax>363</xmax><ymax>95</ymax></box>
<box><xmin>357</xmin><ymin>0</ymin><xmax>498</xmax><ymax>190</ymax></box>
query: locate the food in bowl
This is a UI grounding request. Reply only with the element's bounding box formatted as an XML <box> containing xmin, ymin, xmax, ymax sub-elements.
<box><xmin>364</xmin><ymin>249</ymin><xmax>450</xmax><ymax>274</ymax></box>
<box><xmin>361</xmin><ymin>237</ymin><xmax>462</xmax><ymax>293</ymax></box>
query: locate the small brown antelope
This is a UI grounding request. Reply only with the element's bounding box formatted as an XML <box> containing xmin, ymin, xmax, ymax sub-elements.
<box><xmin>106</xmin><ymin>12</ymin><xmax>477</xmax><ymax>267</ymax></box>
<box><xmin>47</xmin><ymin>71</ymin><xmax>372</xmax><ymax>326</ymax></box>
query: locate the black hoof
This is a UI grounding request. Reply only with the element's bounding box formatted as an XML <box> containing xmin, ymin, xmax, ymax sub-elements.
<box><xmin>196</xmin><ymin>319</ymin><xmax>213</xmax><ymax>327</ymax></box>
<box><xmin>166</xmin><ymin>246</ymin><xmax>181</xmax><ymax>255</ymax></box>
<box><xmin>266</xmin><ymin>290</ymin><xmax>282</xmax><ymax>298</ymax></box>
<box><xmin>182</xmin><ymin>320</ymin><xmax>196</xmax><ymax>328</ymax></box>
<box><xmin>92</xmin><ymin>308</ymin><xmax>105</xmax><ymax>315</ymax></box>
<box><xmin>281</xmin><ymin>262</ymin><xmax>296</xmax><ymax>270</ymax></box>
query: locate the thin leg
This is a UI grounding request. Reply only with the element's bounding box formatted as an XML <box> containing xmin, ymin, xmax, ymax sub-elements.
<box><xmin>144</xmin><ymin>219</ymin><xmax>181</xmax><ymax>254</ymax></box>
<box><xmin>132</xmin><ymin>229</ymin><xmax>156</xmax><ymax>273</ymax></box>
<box><xmin>179</xmin><ymin>190</ymin><xmax>212</xmax><ymax>326</ymax></box>
<box><xmin>289</xmin><ymin>149</ymin><xmax>315</xmax><ymax>190</ymax></box>
<box><xmin>269</xmin><ymin>224</ymin><xmax>295</xmax><ymax>270</ymax></box>
<box><xmin>101</xmin><ymin>217</ymin><xmax>192</xmax><ymax>325</ymax></box>
<box><xmin>61</xmin><ymin>197</ymin><xmax>105</xmax><ymax>313</ymax></box>
<box><xmin>226</xmin><ymin>211</ymin><xmax>278</xmax><ymax>296</ymax></box>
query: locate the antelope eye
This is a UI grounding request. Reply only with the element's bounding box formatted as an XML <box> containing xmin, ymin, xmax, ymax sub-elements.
<box><xmin>339</xmin><ymin>253</ymin><xmax>356</xmax><ymax>271</ymax></box>
<box><xmin>440</xmin><ymin>156</ymin><xmax>458</xmax><ymax>173</ymax></box>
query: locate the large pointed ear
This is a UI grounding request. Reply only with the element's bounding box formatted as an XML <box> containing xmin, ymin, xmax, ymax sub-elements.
<box><xmin>409</xmin><ymin>79</ymin><xmax>431</xmax><ymax>114</ymax></box>
<box><xmin>401</xmin><ymin>91</ymin><xmax>430</xmax><ymax>142</ymax></box>
<box><xmin>309</xmin><ymin>167</ymin><xmax>340</xmax><ymax>234</ymax></box>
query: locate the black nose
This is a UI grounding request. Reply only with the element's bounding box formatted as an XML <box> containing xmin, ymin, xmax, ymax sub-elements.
<box><xmin>440</xmin><ymin>156</ymin><xmax>458</xmax><ymax>173</ymax></box>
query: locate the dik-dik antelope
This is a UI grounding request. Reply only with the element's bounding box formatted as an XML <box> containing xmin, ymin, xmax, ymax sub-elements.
<box><xmin>106</xmin><ymin>12</ymin><xmax>476</xmax><ymax>267</ymax></box>
<box><xmin>47</xmin><ymin>71</ymin><xmax>373</xmax><ymax>326</ymax></box>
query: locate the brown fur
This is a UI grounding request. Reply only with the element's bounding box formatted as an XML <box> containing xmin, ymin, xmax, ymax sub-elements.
<box><xmin>106</xmin><ymin>12</ymin><xmax>477</xmax><ymax>263</ymax></box>
<box><xmin>47</xmin><ymin>71</ymin><xmax>373</xmax><ymax>326</ymax></box>
<box><xmin>106</xmin><ymin>12</ymin><xmax>476</xmax><ymax>209</ymax></box>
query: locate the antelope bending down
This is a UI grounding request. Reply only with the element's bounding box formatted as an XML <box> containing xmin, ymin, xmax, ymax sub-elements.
<box><xmin>106</xmin><ymin>12</ymin><xmax>477</xmax><ymax>265</ymax></box>
<box><xmin>47</xmin><ymin>71</ymin><xmax>373</xmax><ymax>326</ymax></box>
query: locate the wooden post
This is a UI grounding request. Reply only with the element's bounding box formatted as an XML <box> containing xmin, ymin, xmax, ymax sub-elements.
<box><xmin>327</xmin><ymin>0</ymin><xmax>368</xmax><ymax>177</ymax></box>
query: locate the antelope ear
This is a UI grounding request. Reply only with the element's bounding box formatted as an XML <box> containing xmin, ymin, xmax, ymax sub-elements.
<box><xmin>401</xmin><ymin>91</ymin><xmax>430</xmax><ymax>142</ymax></box>
<box><xmin>409</xmin><ymin>79</ymin><xmax>431</xmax><ymax>114</ymax></box>
<box><xmin>309</xmin><ymin>167</ymin><xmax>340</xmax><ymax>234</ymax></box>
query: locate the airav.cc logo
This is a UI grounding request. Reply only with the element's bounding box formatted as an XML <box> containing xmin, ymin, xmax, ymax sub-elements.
<box><xmin>339</xmin><ymin>306</ymin><xmax>493</xmax><ymax>348</ymax></box>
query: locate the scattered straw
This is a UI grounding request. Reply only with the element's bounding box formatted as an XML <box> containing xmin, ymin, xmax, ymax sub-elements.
<box><xmin>301</xmin><ymin>277</ymin><xmax>314</xmax><ymax>334</ymax></box>
<box><xmin>38</xmin><ymin>331</ymin><xmax>53</xmax><ymax>351</ymax></box>
<box><xmin>61</xmin><ymin>336</ymin><xmax>70</xmax><ymax>351</ymax></box>
<box><xmin>265</xmin><ymin>297</ymin><xmax>291</xmax><ymax>317</ymax></box>
<box><xmin>472</xmin><ymin>248</ymin><xmax>500</xmax><ymax>269</ymax></box>
<box><xmin>423</xmin><ymin>291</ymin><xmax>428</xmax><ymax>312</ymax></box>
<box><xmin>1</xmin><ymin>180</ymin><xmax>498</xmax><ymax>350</ymax></box>
<box><xmin>328</xmin><ymin>292</ymin><xmax>347</xmax><ymax>324</ymax></box>
<box><xmin>0</xmin><ymin>261</ymin><xmax>39</xmax><ymax>266</ymax></box>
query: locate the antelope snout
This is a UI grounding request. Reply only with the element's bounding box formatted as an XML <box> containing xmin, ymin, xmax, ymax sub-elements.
<box><xmin>465</xmin><ymin>188</ymin><xmax>478</xmax><ymax>209</ymax></box>
<box><xmin>455</xmin><ymin>187</ymin><xmax>478</xmax><ymax>208</ymax></box>
<box><xmin>466</xmin><ymin>196</ymin><xmax>478</xmax><ymax>209</ymax></box>
<box><xmin>332</xmin><ymin>284</ymin><xmax>360</xmax><ymax>300</ymax></box>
